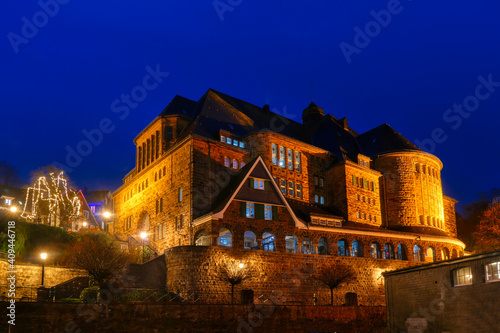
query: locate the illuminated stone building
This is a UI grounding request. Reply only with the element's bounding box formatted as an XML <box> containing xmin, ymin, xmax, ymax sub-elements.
<box><xmin>112</xmin><ymin>89</ymin><xmax>465</xmax><ymax>304</ymax></box>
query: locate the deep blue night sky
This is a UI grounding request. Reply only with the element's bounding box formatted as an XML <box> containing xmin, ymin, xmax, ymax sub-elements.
<box><xmin>2</xmin><ymin>0</ymin><xmax>499</xmax><ymax>212</ymax></box>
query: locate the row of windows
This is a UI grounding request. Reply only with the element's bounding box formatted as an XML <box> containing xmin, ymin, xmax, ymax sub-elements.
<box><xmin>313</xmin><ymin>177</ymin><xmax>324</xmax><ymax>187</ymax></box>
<box><xmin>453</xmin><ymin>262</ymin><xmax>500</xmax><ymax>287</ymax></box>
<box><xmin>125</xmin><ymin>216</ymin><xmax>133</xmax><ymax>231</ymax></box>
<box><xmin>415</xmin><ymin>163</ymin><xmax>439</xmax><ymax>179</ymax></box>
<box><xmin>241</xmin><ymin>202</ymin><xmax>277</xmax><ymax>220</ymax></box>
<box><xmin>274</xmin><ymin>177</ymin><xmax>303</xmax><ymax>199</ymax></box>
<box><xmin>154</xmin><ymin>222</ymin><xmax>166</xmax><ymax>241</ymax></box>
<box><xmin>271</xmin><ymin>144</ymin><xmax>301</xmax><ymax>171</ymax></box>
<box><xmin>314</xmin><ymin>195</ymin><xmax>325</xmax><ymax>205</ymax></box>
<box><xmin>355</xmin><ymin>194</ymin><xmax>376</xmax><ymax>205</ymax></box>
<box><xmin>356</xmin><ymin>212</ymin><xmax>377</xmax><ymax>222</ymax></box>
<box><xmin>154</xmin><ymin>166</ymin><xmax>167</xmax><ymax>182</ymax></box>
<box><xmin>310</xmin><ymin>217</ymin><xmax>342</xmax><ymax>227</ymax></box>
<box><xmin>419</xmin><ymin>215</ymin><xmax>444</xmax><ymax>228</ymax></box>
<box><xmin>220</xmin><ymin>135</ymin><xmax>246</xmax><ymax>149</ymax></box>
<box><xmin>138</xmin><ymin>130</ymin><xmax>160</xmax><ymax>172</ymax></box>
<box><xmin>155</xmin><ymin>198</ymin><xmax>164</xmax><ymax>214</ymax></box>
<box><xmin>352</xmin><ymin>175</ymin><xmax>376</xmax><ymax>191</ymax></box>
<box><xmin>224</xmin><ymin>157</ymin><xmax>245</xmax><ymax>169</ymax></box>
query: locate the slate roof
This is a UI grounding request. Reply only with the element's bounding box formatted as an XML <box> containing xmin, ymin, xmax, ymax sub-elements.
<box><xmin>166</xmin><ymin>89</ymin><xmax>421</xmax><ymax>162</ymax></box>
<box><xmin>287</xmin><ymin>199</ymin><xmax>343</xmax><ymax>223</ymax></box>
<box><xmin>83</xmin><ymin>190</ymin><xmax>110</xmax><ymax>204</ymax></box>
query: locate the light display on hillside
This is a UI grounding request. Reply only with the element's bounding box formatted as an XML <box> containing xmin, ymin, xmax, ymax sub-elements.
<box><xmin>21</xmin><ymin>171</ymin><xmax>81</xmax><ymax>228</ymax></box>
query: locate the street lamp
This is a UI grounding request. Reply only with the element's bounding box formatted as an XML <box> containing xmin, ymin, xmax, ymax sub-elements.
<box><xmin>103</xmin><ymin>211</ymin><xmax>111</xmax><ymax>219</ymax></box>
<box><xmin>40</xmin><ymin>253</ymin><xmax>47</xmax><ymax>286</ymax></box>
<box><xmin>82</xmin><ymin>221</ymin><xmax>87</xmax><ymax>228</ymax></box>
<box><xmin>10</xmin><ymin>206</ymin><xmax>17</xmax><ymax>213</ymax></box>
<box><xmin>140</xmin><ymin>232</ymin><xmax>147</xmax><ymax>264</ymax></box>
<box><xmin>103</xmin><ymin>211</ymin><xmax>111</xmax><ymax>230</ymax></box>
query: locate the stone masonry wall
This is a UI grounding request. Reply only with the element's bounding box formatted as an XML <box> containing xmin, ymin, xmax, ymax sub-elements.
<box><xmin>165</xmin><ymin>246</ymin><xmax>414</xmax><ymax>307</ymax></box>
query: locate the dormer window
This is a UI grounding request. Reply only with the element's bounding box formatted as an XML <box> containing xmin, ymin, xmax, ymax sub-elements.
<box><xmin>227</xmin><ymin>137</ymin><xmax>232</xmax><ymax>145</ymax></box>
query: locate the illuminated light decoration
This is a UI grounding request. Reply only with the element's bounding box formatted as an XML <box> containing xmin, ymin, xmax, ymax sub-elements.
<box><xmin>21</xmin><ymin>171</ymin><xmax>81</xmax><ymax>227</ymax></box>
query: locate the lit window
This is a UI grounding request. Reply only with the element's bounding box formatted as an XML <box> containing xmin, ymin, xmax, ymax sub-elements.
<box><xmin>264</xmin><ymin>205</ymin><xmax>272</xmax><ymax>220</ymax></box>
<box><xmin>314</xmin><ymin>195</ymin><xmax>318</xmax><ymax>203</ymax></box>
<box><xmin>254</xmin><ymin>179</ymin><xmax>265</xmax><ymax>190</ymax></box>
<box><xmin>288</xmin><ymin>181</ymin><xmax>294</xmax><ymax>197</ymax></box>
<box><xmin>294</xmin><ymin>151</ymin><xmax>301</xmax><ymax>171</ymax></box>
<box><xmin>453</xmin><ymin>267</ymin><xmax>473</xmax><ymax>286</ymax></box>
<box><xmin>485</xmin><ymin>262</ymin><xmax>500</xmax><ymax>282</ymax></box>
<box><xmin>356</xmin><ymin>212</ymin><xmax>360</xmax><ymax>218</ymax></box>
<box><xmin>320</xmin><ymin>196</ymin><xmax>324</xmax><ymax>204</ymax></box>
<box><xmin>178</xmin><ymin>188</ymin><xmax>182</xmax><ymax>202</ymax></box>
<box><xmin>224</xmin><ymin>157</ymin><xmax>230</xmax><ymax>167</ymax></box>
<box><xmin>226</xmin><ymin>138</ymin><xmax>232</xmax><ymax>145</ymax></box>
<box><xmin>246</xmin><ymin>202</ymin><xmax>255</xmax><ymax>218</ymax></box>
<box><xmin>240</xmin><ymin>161</ymin><xmax>245</xmax><ymax>168</ymax></box>
<box><xmin>220</xmin><ymin>135</ymin><xmax>226</xmax><ymax>143</ymax></box>
<box><xmin>272</xmin><ymin>144</ymin><xmax>277</xmax><ymax>165</ymax></box>
<box><xmin>233</xmin><ymin>139</ymin><xmax>239</xmax><ymax>147</ymax></box>
<box><xmin>356</xmin><ymin>194</ymin><xmax>359</xmax><ymax>201</ymax></box>
<box><xmin>296</xmin><ymin>183</ymin><xmax>302</xmax><ymax>199</ymax></box>
<box><xmin>352</xmin><ymin>175</ymin><xmax>358</xmax><ymax>186</ymax></box>
<box><xmin>239</xmin><ymin>141</ymin><xmax>245</xmax><ymax>148</ymax></box>
<box><xmin>279</xmin><ymin>146</ymin><xmax>285</xmax><ymax>168</ymax></box>
<box><xmin>287</xmin><ymin>149</ymin><xmax>293</xmax><ymax>170</ymax></box>
<box><xmin>371</xmin><ymin>243</ymin><xmax>381</xmax><ymax>259</ymax></box>
<box><xmin>280</xmin><ymin>179</ymin><xmax>286</xmax><ymax>194</ymax></box>
<box><xmin>232</xmin><ymin>159</ymin><xmax>238</xmax><ymax>169</ymax></box>
<box><xmin>5</xmin><ymin>199</ymin><xmax>11</xmax><ymax>205</ymax></box>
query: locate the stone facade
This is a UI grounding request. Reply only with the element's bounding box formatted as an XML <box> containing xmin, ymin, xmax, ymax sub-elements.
<box><xmin>111</xmin><ymin>89</ymin><xmax>465</xmax><ymax>306</ymax></box>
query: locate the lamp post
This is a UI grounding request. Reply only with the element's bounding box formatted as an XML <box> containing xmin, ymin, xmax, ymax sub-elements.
<box><xmin>10</xmin><ymin>206</ymin><xmax>17</xmax><ymax>213</ymax></box>
<box><xmin>40</xmin><ymin>253</ymin><xmax>47</xmax><ymax>286</ymax></box>
<box><xmin>140</xmin><ymin>232</ymin><xmax>147</xmax><ymax>264</ymax></box>
<box><xmin>103</xmin><ymin>211</ymin><xmax>111</xmax><ymax>230</ymax></box>
<box><xmin>82</xmin><ymin>221</ymin><xmax>87</xmax><ymax>228</ymax></box>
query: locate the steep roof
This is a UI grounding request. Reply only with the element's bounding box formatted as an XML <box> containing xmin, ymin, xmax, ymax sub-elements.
<box><xmin>171</xmin><ymin>89</ymin><xmax>422</xmax><ymax>161</ymax></box>
<box><xmin>83</xmin><ymin>190</ymin><xmax>110</xmax><ymax>204</ymax></box>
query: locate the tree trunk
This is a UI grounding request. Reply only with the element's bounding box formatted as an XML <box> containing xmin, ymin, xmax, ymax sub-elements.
<box><xmin>231</xmin><ymin>284</ymin><xmax>234</xmax><ymax>305</ymax></box>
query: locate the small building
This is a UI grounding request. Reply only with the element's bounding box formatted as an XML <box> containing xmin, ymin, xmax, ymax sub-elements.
<box><xmin>81</xmin><ymin>189</ymin><xmax>113</xmax><ymax>230</ymax></box>
<box><xmin>384</xmin><ymin>249</ymin><xmax>500</xmax><ymax>332</ymax></box>
<box><xmin>0</xmin><ymin>185</ymin><xmax>25</xmax><ymax>221</ymax></box>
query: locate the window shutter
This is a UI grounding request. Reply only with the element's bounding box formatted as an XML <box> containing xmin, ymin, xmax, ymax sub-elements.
<box><xmin>264</xmin><ymin>180</ymin><xmax>270</xmax><ymax>190</ymax></box>
<box><xmin>255</xmin><ymin>204</ymin><xmax>264</xmax><ymax>219</ymax></box>
<box><xmin>249</xmin><ymin>178</ymin><xmax>254</xmax><ymax>188</ymax></box>
<box><xmin>272</xmin><ymin>206</ymin><xmax>278</xmax><ymax>220</ymax></box>
<box><xmin>241</xmin><ymin>202</ymin><xmax>246</xmax><ymax>217</ymax></box>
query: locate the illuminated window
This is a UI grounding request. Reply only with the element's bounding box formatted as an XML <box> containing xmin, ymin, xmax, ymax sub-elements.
<box><xmin>338</xmin><ymin>240</ymin><xmax>349</xmax><ymax>256</ymax></box>
<box><xmin>296</xmin><ymin>183</ymin><xmax>302</xmax><ymax>199</ymax></box>
<box><xmin>232</xmin><ymin>159</ymin><xmax>238</xmax><ymax>169</ymax></box>
<box><xmin>371</xmin><ymin>243</ymin><xmax>381</xmax><ymax>259</ymax></box>
<box><xmin>246</xmin><ymin>202</ymin><xmax>255</xmax><ymax>218</ymax></box>
<box><xmin>217</xmin><ymin>228</ymin><xmax>232</xmax><ymax>247</ymax></box>
<box><xmin>397</xmin><ymin>244</ymin><xmax>407</xmax><ymax>260</ymax></box>
<box><xmin>453</xmin><ymin>267</ymin><xmax>473</xmax><ymax>286</ymax></box>
<box><xmin>233</xmin><ymin>139</ymin><xmax>239</xmax><ymax>147</ymax></box>
<box><xmin>279</xmin><ymin>146</ymin><xmax>285</xmax><ymax>168</ymax></box>
<box><xmin>272</xmin><ymin>144</ymin><xmax>277</xmax><ymax>165</ymax></box>
<box><xmin>280</xmin><ymin>179</ymin><xmax>286</xmax><ymax>194</ymax></box>
<box><xmin>356</xmin><ymin>212</ymin><xmax>360</xmax><ymax>218</ymax></box>
<box><xmin>413</xmin><ymin>245</ymin><xmax>424</xmax><ymax>261</ymax></box>
<box><xmin>285</xmin><ymin>235</ymin><xmax>299</xmax><ymax>253</ymax></box>
<box><xmin>262</xmin><ymin>232</ymin><xmax>275</xmax><ymax>252</ymax></box>
<box><xmin>314</xmin><ymin>195</ymin><xmax>318</xmax><ymax>203</ymax></box>
<box><xmin>288</xmin><ymin>181</ymin><xmax>294</xmax><ymax>197</ymax></box>
<box><xmin>384</xmin><ymin>244</ymin><xmax>395</xmax><ymax>260</ymax></box>
<box><xmin>320</xmin><ymin>196</ymin><xmax>324</xmax><ymax>204</ymax></box>
<box><xmin>351</xmin><ymin>240</ymin><xmax>363</xmax><ymax>257</ymax></box>
<box><xmin>224</xmin><ymin>157</ymin><xmax>230</xmax><ymax>167</ymax></box>
<box><xmin>485</xmin><ymin>262</ymin><xmax>500</xmax><ymax>282</ymax></box>
<box><xmin>253</xmin><ymin>179</ymin><xmax>265</xmax><ymax>190</ymax></box>
<box><xmin>220</xmin><ymin>135</ymin><xmax>226</xmax><ymax>143</ymax></box>
<box><xmin>226</xmin><ymin>137</ymin><xmax>232</xmax><ymax>145</ymax></box>
<box><xmin>264</xmin><ymin>205</ymin><xmax>272</xmax><ymax>220</ymax></box>
<box><xmin>5</xmin><ymin>199</ymin><xmax>11</xmax><ymax>205</ymax></box>
<box><xmin>244</xmin><ymin>231</ymin><xmax>258</xmax><ymax>250</ymax></box>
<box><xmin>287</xmin><ymin>149</ymin><xmax>293</xmax><ymax>170</ymax></box>
<box><xmin>294</xmin><ymin>151</ymin><xmax>301</xmax><ymax>171</ymax></box>
<box><xmin>352</xmin><ymin>175</ymin><xmax>358</xmax><ymax>186</ymax></box>
<box><xmin>239</xmin><ymin>141</ymin><xmax>245</xmax><ymax>148</ymax></box>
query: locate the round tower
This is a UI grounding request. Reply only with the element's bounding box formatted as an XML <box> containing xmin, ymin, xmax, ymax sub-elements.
<box><xmin>374</xmin><ymin>151</ymin><xmax>446</xmax><ymax>233</ymax></box>
<box><xmin>302</xmin><ymin>102</ymin><xmax>324</xmax><ymax>128</ymax></box>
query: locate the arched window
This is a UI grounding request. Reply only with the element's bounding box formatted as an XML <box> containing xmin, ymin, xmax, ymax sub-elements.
<box><xmin>413</xmin><ymin>245</ymin><xmax>424</xmax><ymax>262</ymax></box>
<box><xmin>302</xmin><ymin>237</ymin><xmax>313</xmax><ymax>254</ymax></box>
<box><xmin>318</xmin><ymin>237</ymin><xmax>328</xmax><ymax>255</ymax></box>
<box><xmin>452</xmin><ymin>249</ymin><xmax>458</xmax><ymax>258</ymax></box>
<box><xmin>338</xmin><ymin>239</ymin><xmax>349</xmax><ymax>256</ymax></box>
<box><xmin>285</xmin><ymin>235</ymin><xmax>299</xmax><ymax>253</ymax></box>
<box><xmin>194</xmin><ymin>229</ymin><xmax>209</xmax><ymax>246</ymax></box>
<box><xmin>384</xmin><ymin>244</ymin><xmax>395</xmax><ymax>260</ymax></box>
<box><xmin>371</xmin><ymin>243</ymin><xmax>381</xmax><ymax>259</ymax></box>
<box><xmin>351</xmin><ymin>240</ymin><xmax>363</xmax><ymax>257</ymax></box>
<box><xmin>217</xmin><ymin>228</ymin><xmax>232</xmax><ymax>247</ymax></box>
<box><xmin>426</xmin><ymin>247</ymin><xmax>436</xmax><ymax>262</ymax></box>
<box><xmin>397</xmin><ymin>244</ymin><xmax>407</xmax><ymax>260</ymax></box>
<box><xmin>244</xmin><ymin>231</ymin><xmax>258</xmax><ymax>250</ymax></box>
<box><xmin>443</xmin><ymin>247</ymin><xmax>450</xmax><ymax>260</ymax></box>
<box><xmin>262</xmin><ymin>232</ymin><xmax>275</xmax><ymax>251</ymax></box>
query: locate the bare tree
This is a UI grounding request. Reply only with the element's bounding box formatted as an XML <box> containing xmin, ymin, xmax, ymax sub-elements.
<box><xmin>217</xmin><ymin>260</ymin><xmax>254</xmax><ymax>304</ymax></box>
<box><xmin>0</xmin><ymin>161</ymin><xmax>23</xmax><ymax>186</ymax></box>
<box><xmin>313</xmin><ymin>262</ymin><xmax>356</xmax><ymax>305</ymax></box>
<box><xmin>64</xmin><ymin>230</ymin><xmax>131</xmax><ymax>284</ymax></box>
